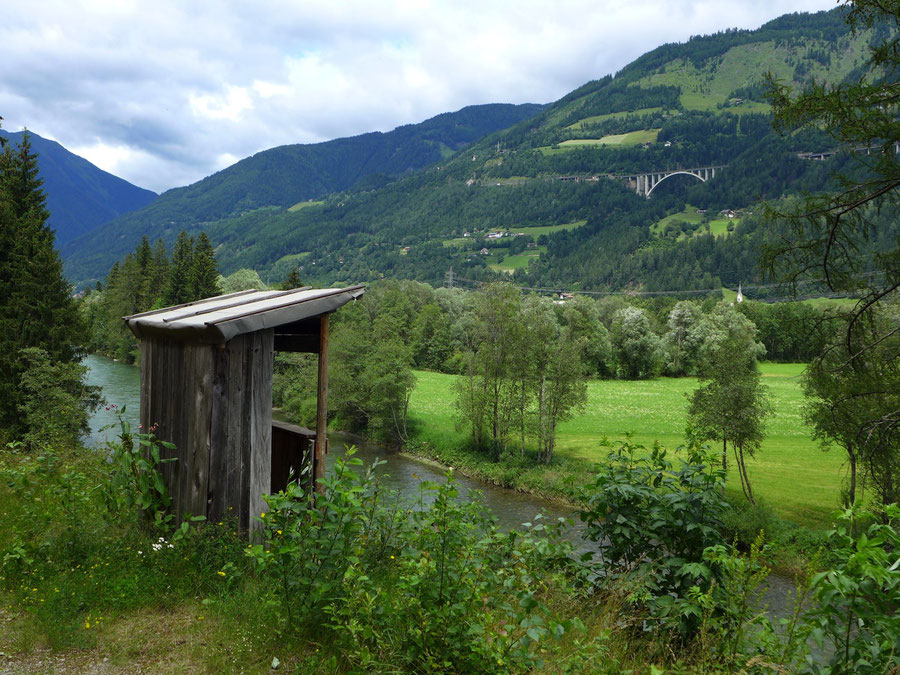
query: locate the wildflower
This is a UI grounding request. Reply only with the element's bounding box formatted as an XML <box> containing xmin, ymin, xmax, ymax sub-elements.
<box><xmin>390</xmin><ymin>555</ymin><xmax>395</xmax><ymax>560</ymax></box>
<box><xmin>84</xmin><ymin>621</ymin><xmax>91</xmax><ymax>629</ymax></box>
<box><xmin>217</xmin><ymin>571</ymin><xmax>226</xmax><ymax>577</ymax></box>
<box><xmin>260</xmin><ymin>512</ymin><xmax>266</xmax><ymax>518</ymax></box>
<box><xmin>276</xmin><ymin>530</ymin><xmax>282</xmax><ymax>535</ymax></box>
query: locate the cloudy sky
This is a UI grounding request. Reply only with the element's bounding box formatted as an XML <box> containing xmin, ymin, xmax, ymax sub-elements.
<box><xmin>1</xmin><ymin>0</ymin><xmax>836</xmax><ymax>194</ymax></box>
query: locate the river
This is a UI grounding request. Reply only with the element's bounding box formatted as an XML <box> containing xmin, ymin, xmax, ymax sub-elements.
<box><xmin>82</xmin><ymin>353</ymin><xmax>799</xmax><ymax>621</ymax></box>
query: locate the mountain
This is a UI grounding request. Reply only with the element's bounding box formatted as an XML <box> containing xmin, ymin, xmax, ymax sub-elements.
<box><xmin>0</xmin><ymin>129</ymin><xmax>157</xmax><ymax>245</ymax></box>
<box><xmin>62</xmin><ymin>102</ymin><xmax>545</xmax><ymax>283</ymax></box>
<box><xmin>64</xmin><ymin>7</ymin><xmax>893</xmax><ymax>295</ymax></box>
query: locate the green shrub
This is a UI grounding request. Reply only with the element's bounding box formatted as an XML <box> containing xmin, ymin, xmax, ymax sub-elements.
<box><xmin>249</xmin><ymin>449</ymin><xmax>581</xmax><ymax>672</ymax></box>
<box><xmin>805</xmin><ymin>505</ymin><xmax>900</xmax><ymax>673</ymax></box>
<box><xmin>575</xmin><ymin>439</ymin><xmax>728</xmax><ymax>635</ymax></box>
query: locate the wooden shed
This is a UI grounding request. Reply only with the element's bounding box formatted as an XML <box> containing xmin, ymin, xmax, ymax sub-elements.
<box><xmin>124</xmin><ymin>285</ymin><xmax>365</xmax><ymax>533</ymax></box>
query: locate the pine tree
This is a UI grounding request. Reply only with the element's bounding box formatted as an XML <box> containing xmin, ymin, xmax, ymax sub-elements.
<box><xmin>0</xmin><ymin>129</ymin><xmax>87</xmax><ymax>429</ymax></box>
<box><xmin>162</xmin><ymin>230</ymin><xmax>194</xmax><ymax>306</ymax></box>
<box><xmin>148</xmin><ymin>238</ymin><xmax>170</xmax><ymax>304</ymax></box>
<box><xmin>190</xmin><ymin>232</ymin><xmax>220</xmax><ymax>300</ymax></box>
<box><xmin>280</xmin><ymin>266</ymin><xmax>303</xmax><ymax>290</ymax></box>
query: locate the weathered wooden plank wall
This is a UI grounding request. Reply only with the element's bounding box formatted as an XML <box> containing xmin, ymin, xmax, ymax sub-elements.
<box><xmin>139</xmin><ymin>329</ymin><xmax>274</xmax><ymax>535</ymax></box>
<box><xmin>248</xmin><ymin>330</ymin><xmax>273</xmax><ymax>532</ymax></box>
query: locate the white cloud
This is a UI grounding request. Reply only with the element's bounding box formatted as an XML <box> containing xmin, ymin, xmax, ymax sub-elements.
<box><xmin>0</xmin><ymin>0</ymin><xmax>836</xmax><ymax>193</ymax></box>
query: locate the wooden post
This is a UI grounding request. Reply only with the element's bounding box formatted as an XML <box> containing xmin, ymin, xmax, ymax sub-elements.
<box><xmin>315</xmin><ymin>313</ymin><xmax>329</xmax><ymax>493</ymax></box>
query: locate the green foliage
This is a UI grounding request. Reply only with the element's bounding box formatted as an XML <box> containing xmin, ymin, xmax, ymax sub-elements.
<box><xmin>100</xmin><ymin>407</ymin><xmax>175</xmax><ymax>527</ymax></box>
<box><xmin>575</xmin><ymin>439</ymin><xmax>728</xmax><ymax>635</ymax></box>
<box><xmin>249</xmin><ymin>450</ymin><xmax>579</xmax><ymax>672</ymax></box>
<box><xmin>0</xmin><ymin>129</ymin><xmax>90</xmax><ymax>433</ymax></box>
<box><xmin>219</xmin><ymin>267</ymin><xmax>268</xmax><ymax>293</ymax></box>
<box><xmin>83</xmin><ymin>229</ymin><xmax>226</xmax><ymax>362</ymax></box>
<box><xmin>609</xmin><ymin>306</ymin><xmax>663</xmax><ymax>379</ymax></box>
<box><xmin>328</xmin><ymin>294</ymin><xmax>417</xmax><ymax>445</ymax></box>
<box><xmin>16</xmin><ymin>347</ymin><xmax>101</xmax><ymax>450</ymax></box>
<box><xmin>688</xmin><ymin>303</ymin><xmax>772</xmax><ymax>504</ymax></box>
<box><xmin>453</xmin><ymin>284</ymin><xmax>588</xmax><ymax>462</ymax></box>
<box><xmin>764</xmin><ymin>1</ymin><xmax>900</xmax><ymax>515</ymax></box>
<box><xmin>189</xmin><ymin>231</ymin><xmax>221</xmax><ymax>300</ymax></box>
<box><xmin>803</xmin><ymin>301</ymin><xmax>900</xmax><ymax>509</ymax></box>
<box><xmin>163</xmin><ymin>230</ymin><xmax>194</xmax><ymax>306</ymax></box>
<box><xmin>806</xmin><ymin>504</ymin><xmax>900</xmax><ymax>673</ymax></box>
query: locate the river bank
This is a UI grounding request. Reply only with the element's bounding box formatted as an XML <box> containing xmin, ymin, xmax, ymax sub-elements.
<box><xmin>83</xmin><ymin>352</ymin><xmax>826</xmax><ymax>578</ymax></box>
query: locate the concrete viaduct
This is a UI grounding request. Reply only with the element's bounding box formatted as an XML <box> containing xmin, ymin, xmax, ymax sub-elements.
<box><xmin>621</xmin><ymin>165</ymin><xmax>727</xmax><ymax>198</ymax></box>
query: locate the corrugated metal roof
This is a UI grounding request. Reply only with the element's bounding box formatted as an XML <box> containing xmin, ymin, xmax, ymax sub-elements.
<box><xmin>124</xmin><ymin>284</ymin><xmax>365</xmax><ymax>343</ymax></box>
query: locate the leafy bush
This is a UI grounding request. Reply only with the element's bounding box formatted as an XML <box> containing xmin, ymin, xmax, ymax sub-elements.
<box><xmin>575</xmin><ymin>439</ymin><xmax>728</xmax><ymax>635</ymax></box>
<box><xmin>101</xmin><ymin>407</ymin><xmax>176</xmax><ymax>528</ymax></box>
<box><xmin>805</xmin><ymin>505</ymin><xmax>900</xmax><ymax>673</ymax></box>
<box><xmin>16</xmin><ymin>347</ymin><xmax>101</xmax><ymax>450</ymax></box>
<box><xmin>249</xmin><ymin>449</ymin><xmax>581</xmax><ymax>672</ymax></box>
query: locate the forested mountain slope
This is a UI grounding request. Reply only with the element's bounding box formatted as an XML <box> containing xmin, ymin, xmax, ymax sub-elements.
<box><xmin>62</xmin><ymin>103</ymin><xmax>544</xmax><ymax>283</ymax></box>
<box><xmin>65</xmin><ymin>7</ymin><xmax>894</xmax><ymax>293</ymax></box>
<box><xmin>0</xmin><ymin>129</ymin><xmax>157</xmax><ymax>245</ymax></box>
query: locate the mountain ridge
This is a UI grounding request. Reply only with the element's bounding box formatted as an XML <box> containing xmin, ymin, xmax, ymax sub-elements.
<box><xmin>62</xmin><ymin>7</ymin><xmax>885</xmax><ymax>292</ymax></box>
<box><xmin>0</xmin><ymin>129</ymin><xmax>157</xmax><ymax>246</ymax></box>
<box><xmin>62</xmin><ymin>102</ymin><xmax>545</xmax><ymax>283</ymax></box>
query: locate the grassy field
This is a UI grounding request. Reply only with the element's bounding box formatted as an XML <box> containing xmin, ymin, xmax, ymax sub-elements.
<box><xmin>287</xmin><ymin>200</ymin><xmax>324</xmax><ymax>212</ymax></box>
<box><xmin>408</xmin><ymin>363</ymin><xmax>847</xmax><ymax>528</ymax></box>
<box><xmin>565</xmin><ymin>108</ymin><xmax>664</xmax><ymax>130</ymax></box>
<box><xmin>650</xmin><ymin>205</ymin><xmax>736</xmax><ymax>239</ymax></box>
<box><xmin>631</xmin><ymin>34</ymin><xmax>870</xmax><ymax>112</ymax></box>
<box><xmin>274</xmin><ymin>251</ymin><xmax>310</xmax><ymax>266</ymax></box>
<box><xmin>548</xmin><ymin>129</ymin><xmax>660</xmax><ymax>151</ymax></box>
<box><xmin>442</xmin><ymin>221</ymin><xmax>586</xmax><ymax>248</ymax></box>
<box><xmin>487</xmin><ymin>251</ymin><xmax>542</xmax><ymax>273</ymax></box>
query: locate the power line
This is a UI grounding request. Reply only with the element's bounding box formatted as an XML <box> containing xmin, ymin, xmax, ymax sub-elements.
<box><xmin>448</xmin><ymin>271</ymin><xmax>888</xmax><ymax>300</ymax></box>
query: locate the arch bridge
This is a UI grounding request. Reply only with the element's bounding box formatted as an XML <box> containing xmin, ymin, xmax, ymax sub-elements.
<box><xmin>623</xmin><ymin>165</ymin><xmax>726</xmax><ymax>198</ymax></box>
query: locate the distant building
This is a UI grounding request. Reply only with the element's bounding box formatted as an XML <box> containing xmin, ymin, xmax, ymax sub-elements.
<box><xmin>526</xmin><ymin>242</ymin><xmax>537</xmax><ymax>249</ymax></box>
<box><xmin>480</xmin><ymin>248</ymin><xmax>490</xmax><ymax>255</ymax></box>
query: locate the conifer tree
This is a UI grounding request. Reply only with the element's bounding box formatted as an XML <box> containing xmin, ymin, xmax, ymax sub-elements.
<box><xmin>280</xmin><ymin>266</ymin><xmax>303</xmax><ymax>290</ymax></box>
<box><xmin>190</xmin><ymin>232</ymin><xmax>220</xmax><ymax>300</ymax></box>
<box><xmin>162</xmin><ymin>230</ymin><xmax>194</xmax><ymax>306</ymax></box>
<box><xmin>0</xmin><ymin>128</ymin><xmax>87</xmax><ymax>429</ymax></box>
<box><xmin>149</xmin><ymin>238</ymin><xmax>170</xmax><ymax>304</ymax></box>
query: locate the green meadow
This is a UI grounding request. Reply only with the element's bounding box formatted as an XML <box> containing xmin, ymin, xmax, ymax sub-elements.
<box><xmin>487</xmin><ymin>251</ymin><xmax>541</xmax><ymax>273</ymax></box>
<box><xmin>631</xmin><ymin>33</ymin><xmax>869</xmax><ymax>112</ymax></box>
<box><xmin>650</xmin><ymin>205</ymin><xmax>736</xmax><ymax>239</ymax></box>
<box><xmin>287</xmin><ymin>200</ymin><xmax>324</xmax><ymax>211</ymax></box>
<box><xmin>565</xmin><ymin>107</ymin><xmax>664</xmax><ymax>130</ymax></box>
<box><xmin>442</xmin><ymin>221</ymin><xmax>585</xmax><ymax>248</ymax></box>
<box><xmin>408</xmin><ymin>363</ymin><xmax>847</xmax><ymax>528</ymax></box>
<box><xmin>542</xmin><ymin>129</ymin><xmax>660</xmax><ymax>153</ymax></box>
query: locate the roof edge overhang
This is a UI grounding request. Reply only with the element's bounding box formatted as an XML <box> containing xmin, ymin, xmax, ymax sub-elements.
<box><xmin>124</xmin><ymin>284</ymin><xmax>365</xmax><ymax>344</ymax></box>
